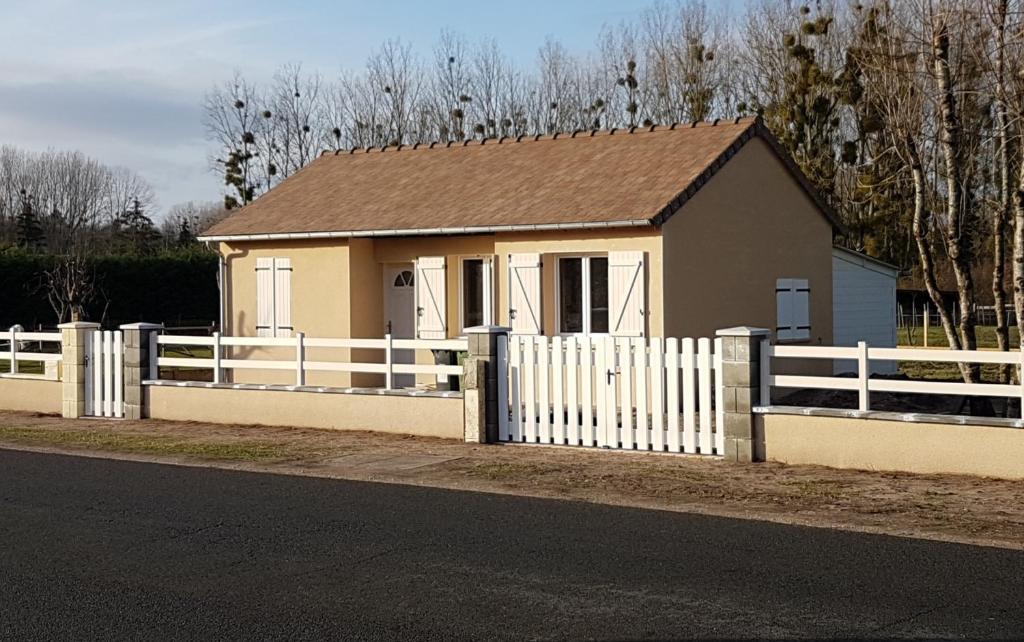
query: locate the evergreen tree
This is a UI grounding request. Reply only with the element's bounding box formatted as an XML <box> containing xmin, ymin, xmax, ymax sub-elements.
<box><xmin>114</xmin><ymin>198</ymin><xmax>159</xmax><ymax>253</ymax></box>
<box><xmin>15</xmin><ymin>190</ymin><xmax>45</xmax><ymax>252</ymax></box>
<box><xmin>176</xmin><ymin>217</ymin><xmax>195</xmax><ymax>246</ymax></box>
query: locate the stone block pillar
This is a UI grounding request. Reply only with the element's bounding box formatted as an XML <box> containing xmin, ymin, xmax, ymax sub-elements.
<box><xmin>120</xmin><ymin>323</ymin><xmax>163</xmax><ymax>420</ymax></box>
<box><xmin>58</xmin><ymin>321</ymin><xmax>100</xmax><ymax>418</ymax></box>
<box><xmin>716</xmin><ymin>326</ymin><xmax>771</xmax><ymax>463</ymax></box>
<box><xmin>463</xmin><ymin>326</ymin><xmax>511</xmax><ymax>443</ymax></box>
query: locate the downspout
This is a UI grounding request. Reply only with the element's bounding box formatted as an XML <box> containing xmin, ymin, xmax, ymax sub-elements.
<box><xmin>205</xmin><ymin>241</ymin><xmax>225</xmax><ymax>333</ymax></box>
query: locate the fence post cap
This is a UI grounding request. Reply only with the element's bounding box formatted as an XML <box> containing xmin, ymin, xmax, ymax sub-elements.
<box><xmin>463</xmin><ymin>325</ymin><xmax>512</xmax><ymax>335</ymax></box>
<box><xmin>716</xmin><ymin>326</ymin><xmax>772</xmax><ymax>337</ymax></box>
<box><xmin>119</xmin><ymin>322</ymin><xmax>164</xmax><ymax>330</ymax></box>
<box><xmin>57</xmin><ymin>321</ymin><xmax>102</xmax><ymax>330</ymax></box>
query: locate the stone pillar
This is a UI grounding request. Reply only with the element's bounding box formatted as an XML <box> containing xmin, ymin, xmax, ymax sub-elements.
<box><xmin>120</xmin><ymin>323</ymin><xmax>163</xmax><ymax>420</ymax></box>
<box><xmin>716</xmin><ymin>326</ymin><xmax>771</xmax><ymax>463</ymax></box>
<box><xmin>58</xmin><ymin>321</ymin><xmax>100</xmax><ymax>418</ymax></box>
<box><xmin>463</xmin><ymin>326</ymin><xmax>511</xmax><ymax>443</ymax></box>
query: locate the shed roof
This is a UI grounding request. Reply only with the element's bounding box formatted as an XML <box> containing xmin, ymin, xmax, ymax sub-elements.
<box><xmin>200</xmin><ymin>117</ymin><xmax>839</xmax><ymax>242</ymax></box>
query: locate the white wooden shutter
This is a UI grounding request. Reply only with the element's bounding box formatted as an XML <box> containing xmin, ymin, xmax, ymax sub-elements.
<box><xmin>776</xmin><ymin>278</ymin><xmax>810</xmax><ymax>341</ymax></box>
<box><xmin>508</xmin><ymin>253</ymin><xmax>542</xmax><ymax>335</ymax></box>
<box><xmin>273</xmin><ymin>257</ymin><xmax>293</xmax><ymax>337</ymax></box>
<box><xmin>608</xmin><ymin>251</ymin><xmax>646</xmax><ymax>337</ymax></box>
<box><xmin>256</xmin><ymin>257</ymin><xmax>274</xmax><ymax>338</ymax></box>
<box><xmin>416</xmin><ymin>256</ymin><xmax>447</xmax><ymax>339</ymax></box>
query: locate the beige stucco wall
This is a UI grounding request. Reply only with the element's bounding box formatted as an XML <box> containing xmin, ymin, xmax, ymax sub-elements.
<box><xmin>146</xmin><ymin>385</ymin><xmax>464</xmax><ymax>439</ymax></box>
<box><xmin>661</xmin><ymin>137</ymin><xmax>834</xmax><ymax>344</ymax></box>
<box><xmin>367</xmin><ymin>229</ymin><xmax>664</xmax><ymax>337</ymax></box>
<box><xmin>0</xmin><ymin>377</ymin><xmax>61</xmax><ymax>414</ymax></box>
<box><xmin>221</xmin><ymin>230</ymin><xmax>663</xmax><ymax>386</ymax></box>
<box><xmin>758</xmin><ymin>413</ymin><xmax>1024</xmax><ymax>480</ymax></box>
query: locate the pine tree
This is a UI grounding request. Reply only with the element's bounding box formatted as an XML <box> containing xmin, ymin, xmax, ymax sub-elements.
<box><xmin>15</xmin><ymin>190</ymin><xmax>44</xmax><ymax>251</ymax></box>
<box><xmin>115</xmin><ymin>198</ymin><xmax>159</xmax><ymax>253</ymax></box>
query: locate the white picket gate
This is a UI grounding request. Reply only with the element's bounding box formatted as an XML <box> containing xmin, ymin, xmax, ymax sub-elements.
<box><xmin>503</xmin><ymin>335</ymin><xmax>725</xmax><ymax>456</ymax></box>
<box><xmin>86</xmin><ymin>330</ymin><xmax>124</xmax><ymax>418</ymax></box>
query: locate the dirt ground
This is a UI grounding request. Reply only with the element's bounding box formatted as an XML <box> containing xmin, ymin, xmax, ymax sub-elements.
<box><xmin>2</xmin><ymin>409</ymin><xmax>1023</xmax><ymax>551</ymax></box>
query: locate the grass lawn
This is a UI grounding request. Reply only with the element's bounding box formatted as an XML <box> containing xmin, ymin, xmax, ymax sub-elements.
<box><xmin>895</xmin><ymin>325</ymin><xmax>1020</xmax><ymax>381</ymax></box>
<box><xmin>0</xmin><ymin>425</ymin><xmax>287</xmax><ymax>461</ymax></box>
<box><xmin>898</xmin><ymin>325</ymin><xmax>1020</xmax><ymax>348</ymax></box>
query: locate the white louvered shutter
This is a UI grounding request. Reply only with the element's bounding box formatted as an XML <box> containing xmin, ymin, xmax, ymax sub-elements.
<box><xmin>256</xmin><ymin>257</ymin><xmax>274</xmax><ymax>337</ymax></box>
<box><xmin>416</xmin><ymin>256</ymin><xmax>447</xmax><ymax>339</ymax></box>
<box><xmin>273</xmin><ymin>257</ymin><xmax>293</xmax><ymax>337</ymax></box>
<box><xmin>776</xmin><ymin>278</ymin><xmax>810</xmax><ymax>341</ymax></box>
<box><xmin>508</xmin><ymin>253</ymin><xmax>542</xmax><ymax>335</ymax></box>
<box><xmin>608</xmin><ymin>251</ymin><xmax>646</xmax><ymax>337</ymax></box>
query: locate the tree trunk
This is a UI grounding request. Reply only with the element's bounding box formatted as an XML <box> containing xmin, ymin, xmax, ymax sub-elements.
<box><xmin>908</xmin><ymin>137</ymin><xmax>968</xmax><ymax>381</ymax></box>
<box><xmin>992</xmin><ymin>0</ymin><xmax>1012</xmax><ymax>382</ymax></box>
<box><xmin>932</xmin><ymin>21</ymin><xmax>979</xmax><ymax>383</ymax></box>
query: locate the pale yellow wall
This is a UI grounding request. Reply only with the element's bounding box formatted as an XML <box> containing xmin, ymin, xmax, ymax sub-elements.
<box><xmin>661</xmin><ymin>137</ymin><xmax>834</xmax><ymax>344</ymax></box>
<box><xmin>0</xmin><ymin>377</ymin><xmax>62</xmax><ymax>414</ymax></box>
<box><xmin>221</xmin><ymin>239</ymin><xmax>356</xmax><ymax>386</ymax></box>
<box><xmin>146</xmin><ymin>385</ymin><xmax>464</xmax><ymax>439</ymax></box>
<box><xmin>222</xmin><ymin>239</ymin><xmax>352</xmax><ymax>338</ymax></box>
<box><xmin>758</xmin><ymin>413</ymin><xmax>1024</xmax><ymax>480</ymax></box>
<box><xmin>366</xmin><ymin>229</ymin><xmax>664</xmax><ymax>337</ymax></box>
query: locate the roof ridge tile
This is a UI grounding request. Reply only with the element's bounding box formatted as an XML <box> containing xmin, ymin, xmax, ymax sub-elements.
<box><xmin>321</xmin><ymin>116</ymin><xmax>763</xmax><ymax>158</ymax></box>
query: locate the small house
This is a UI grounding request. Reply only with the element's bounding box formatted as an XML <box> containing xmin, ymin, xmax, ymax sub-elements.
<box><xmin>199</xmin><ymin>117</ymin><xmax>848</xmax><ymax>386</ymax></box>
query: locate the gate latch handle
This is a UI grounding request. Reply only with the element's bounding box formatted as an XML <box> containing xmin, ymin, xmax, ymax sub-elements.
<box><xmin>607</xmin><ymin>369</ymin><xmax>616</xmax><ymax>384</ymax></box>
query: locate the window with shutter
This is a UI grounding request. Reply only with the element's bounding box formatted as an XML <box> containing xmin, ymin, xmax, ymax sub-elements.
<box><xmin>508</xmin><ymin>253</ymin><xmax>542</xmax><ymax>335</ymax></box>
<box><xmin>608</xmin><ymin>251</ymin><xmax>646</xmax><ymax>337</ymax></box>
<box><xmin>415</xmin><ymin>256</ymin><xmax>447</xmax><ymax>339</ymax></box>
<box><xmin>461</xmin><ymin>257</ymin><xmax>494</xmax><ymax>330</ymax></box>
<box><xmin>557</xmin><ymin>255</ymin><xmax>611</xmax><ymax>335</ymax></box>
<box><xmin>255</xmin><ymin>257</ymin><xmax>293</xmax><ymax>337</ymax></box>
<box><xmin>273</xmin><ymin>257</ymin><xmax>293</xmax><ymax>338</ymax></box>
<box><xmin>256</xmin><ymin>257</ymin><xmax>275</xmax><ymax>338</ymax></box>
<box><xmin>776</xmin><ymin>278</ymin><xmax>810</xmax><ymax>341</ymax></box>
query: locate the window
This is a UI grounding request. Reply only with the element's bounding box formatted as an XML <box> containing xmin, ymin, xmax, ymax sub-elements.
<box><xmin>256</xmin><ymin>257</ymin><xmax>293</xmax><ymax>338</ymax></box>
<box><xmin>461</xmin><ymin>258</ymin><xmax>493</xmax><ymax>329</ymax></box>
<box><xmin>558</xmin><ymin>256</ymin><xmax>608</xmax><ymax>334</ymax></box>
<box><xmin>776</xmin><ymin>278</ymin><xmax>810</xmax><ymax>341</ymax></box>
<box><xmin>393</xmin><ymin>270</ymin><xmax>414</xmax><ymax>287</ymax></box>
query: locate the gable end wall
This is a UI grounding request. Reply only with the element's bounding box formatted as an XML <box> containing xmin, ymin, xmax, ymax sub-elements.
<box><xmin>660</xmin><ymin>136</ymin><xmax>834</xmax><ymax>343</ymax></box>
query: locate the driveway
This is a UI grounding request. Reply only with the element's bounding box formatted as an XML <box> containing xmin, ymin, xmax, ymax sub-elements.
<box><xmin>1</xmin><ymin>448</ymin><xmax>1021</xmax><ymax>640</ymax></box>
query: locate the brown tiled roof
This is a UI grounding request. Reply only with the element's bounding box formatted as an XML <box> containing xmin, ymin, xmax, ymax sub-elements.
<box><xmin>201</xmin><ymin>117</ymin><xmax>839</xmax><ymax>240</ymax></box>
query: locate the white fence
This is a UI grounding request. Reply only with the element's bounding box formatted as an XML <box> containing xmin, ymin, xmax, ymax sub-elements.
<box><xmin>763</xmin><ymin>341</ymin><xmax>1024</xmax><ymax>416</ymax></box>
<box><xmin>154</xmin><ymin>332</ymin><xmax>467</xmax><ymax>388</ymax></box>
<box><xmin>87</xmin><ymin>330</ymin><xmax>124</xmax><ymax>418</ymax></box>
<box><xmin>1</xmin><ymin>328</ymin><xmax>62</xmax><ymax>378</ymax></box>
<box><xmin>505</xmin><ymin>335</ymin><xmax>725</xmax><ymax>456</ymax></box>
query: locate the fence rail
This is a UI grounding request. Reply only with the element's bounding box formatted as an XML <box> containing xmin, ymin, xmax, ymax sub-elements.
<box><xmin>154</xmin><ymin>333</ymin><xmax>468</xmax><ymax>388</ymax></box>
<box><xmin>763</xmin><ymin>340</ymin><xmax>1024</xmax><ymax>415</ymax></box>
<box><xmin>1</xmin><ymin>328</ymin><xmax>62</xmax><ymax>377</ymax></box>
<box><xmin>505</xmin><ymin>335</ymin><xmax>724</xmax><ymax>455</ymax></box>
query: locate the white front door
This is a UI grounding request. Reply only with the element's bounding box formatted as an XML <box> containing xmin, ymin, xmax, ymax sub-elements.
<box><xmin>384</xmin><ymin>264</ymin><xmax>416</xmax><ymax>388</ymax></box>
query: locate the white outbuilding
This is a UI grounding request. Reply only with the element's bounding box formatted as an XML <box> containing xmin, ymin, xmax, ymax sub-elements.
<box><xmin>832</xmin><ymin>246</ymin><xmax>899</xmax><ymax>374</ymax></box>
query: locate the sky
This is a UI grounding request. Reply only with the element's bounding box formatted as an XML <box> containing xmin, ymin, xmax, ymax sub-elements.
<box><xmin>0</xmin><ymin>0</ymin><xmax>663</xmax><ymax>218</ymax></box>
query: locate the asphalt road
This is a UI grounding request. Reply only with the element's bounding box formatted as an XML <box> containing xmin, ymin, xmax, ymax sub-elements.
<box><xmin>0</xmin><ymin>449</ymin><xmax>1022</xmax><ymax>641</ymax></box>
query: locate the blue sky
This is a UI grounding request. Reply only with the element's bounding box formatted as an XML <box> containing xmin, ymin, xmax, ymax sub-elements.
<box><xmin>1</xmin><ymin>0</ymin><xmax>664</xmax><ymax>215</ymax></box>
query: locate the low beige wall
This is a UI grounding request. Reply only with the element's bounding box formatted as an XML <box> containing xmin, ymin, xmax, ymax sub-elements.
<box><xmin>758</xmin><ymin>412</ymin><xmax>1024</xmax><ymax>480</ymax></box>
<box><xmin>146</xmin><ymin>384</ymin><xmax>464</xmax><ymax>439</ymax></box>
<box><xmin>0</xmin><ymin>376</ymin><xmax>62</xmax><ymax>414</ymax></box>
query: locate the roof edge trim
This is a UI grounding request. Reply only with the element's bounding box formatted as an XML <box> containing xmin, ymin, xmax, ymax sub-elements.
<box><xmin>198</xmin><ymin>219</ymin><xmax>654</xmax><ymax>243</ymax></box>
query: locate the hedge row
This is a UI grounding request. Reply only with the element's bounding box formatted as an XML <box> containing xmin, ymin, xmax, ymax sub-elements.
<box><xmin>0</xmin><ymin>249</ymin><xmax>219</xmax><ymax>329</ymax></box>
